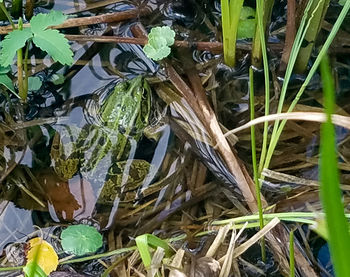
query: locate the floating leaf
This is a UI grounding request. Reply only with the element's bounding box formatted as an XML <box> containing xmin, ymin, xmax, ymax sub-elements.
<box><xmin>28</xmin><ymin>76</ymin><xmax>42</xmax><ymax>91</ymax></box>
<box><xmin>143</xmin><ymin>37</ymin><xmax>171</xmax><ymax>61</ymax></box>
<box><xmin>61</xmin><ymin>224</ymin><xmax>103</xmax><ymax>256</ymax></box>
<box><xmin>25</xmin><ymin>238</ymin><xmax>58</xmax><ymax>276</ymax></box>
<box><xmin>30</xmin><ymin>10</ymin><xmax>67</xmax><ymax>34</ymax></box>
<box><xmin>143</xmin><ymin>26</ymin><xmax>175</xmax><ymax>61</ymax></box>
<box><xmin>148</xmin><ymin>26</ymin><xmax>175</xmax><ymax>47</ymax></box>
<box><xmin>32</xmin><ymin>29</ymin><xmax>73</xmax><ymax>65</ymax></box>
<box><xmin>0</xmin><ymin>28</ymin><xmax>33</xmax><ymax>67</ymax></box>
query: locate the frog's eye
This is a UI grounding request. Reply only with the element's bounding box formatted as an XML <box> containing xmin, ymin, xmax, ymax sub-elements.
<box><xmin>4</xmin><ymin>130</ymin><xmax>14</xmax><ymax>137</ymax></box>
<box><xmin>97</xmin><ymin>136</ymin><xmax>106</xmax><ymax>146</ymax></box>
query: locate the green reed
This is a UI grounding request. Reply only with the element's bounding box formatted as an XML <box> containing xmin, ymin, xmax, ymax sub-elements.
<box><xmin>220</xmin><ymin>0</ymin><xmax>244</xmax><ymax>67</ymax></box>
<box><xmin>259</xmin><ymin>0</ymin><xmax>350</xmax><ymax>175</ymax></box>
<box><xmin>289</xmin><ymin>229</ymin><xmax>295</xmax><ymax>277</ymax></box>
<box><xmin>249</xmin><ymin>66</ymin><xmax>266</xmax><ymax>261</ymax></box>
<box><xmin>319</xmin><ymin>54</ymin><xmax>350</xmax><ymax>277</ymax></box>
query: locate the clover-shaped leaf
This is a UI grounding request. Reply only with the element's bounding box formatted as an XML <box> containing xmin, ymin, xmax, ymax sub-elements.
<box><xmin>61</xmin><ymin>224</ymin><xmax>103</xmax><ymax>256</ymax></box>
<box><xmin>148</xmin><ymin>26</ymin><xmax>175</xmax><ymax>46</ymax></box>
<box><xmin>143</xmin><ymin>26</ymin><xmax>175</xmax><ymax>61</ymax></box>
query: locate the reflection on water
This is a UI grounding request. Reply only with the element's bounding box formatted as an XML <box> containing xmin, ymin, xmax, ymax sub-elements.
<box><xmin>0</xmin><ymin>202</ymin><xmax>34</xmax><ymax>251</ymax></box>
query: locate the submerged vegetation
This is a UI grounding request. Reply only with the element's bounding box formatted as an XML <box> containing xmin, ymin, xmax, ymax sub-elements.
<box><xmin>0</xmin><ymin>0</ymin><xmax>350</xmax><ymax>276</ymax></box>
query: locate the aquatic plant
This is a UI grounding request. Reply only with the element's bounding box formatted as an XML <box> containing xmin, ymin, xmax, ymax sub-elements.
<box><xmin>135</xmin><ymin>234</ymin><xmax>174</xmax><ymax>275</ymax></box>
<box><xmin>220</xmin><ymin>0</ymin><xmax>244</xmax><ymax>67</ymax></box>
<box><xmin>61</xmin><ymin>224</ymin><xmax>103</xmax><ymax>256</ymax></box>
<box><xmin>294</xmin><ymin>0</ymin><xmax>330</xmax><ymax>73</ymax></box>
<box><xmin>143</xmin><ymin>26</ymin><xmax>175</xmax><ymax>61</ymax></box>
<box><xmin>0</xmin><ymin>4</ymin><xmax>73</xmax><ymax>101</ymax></box>
<box><xmin>319</xmin><ymin>54</ymin><xmax>350</xmax><ymax>277</ymax></box>
<box><xmin>237</xmin><ymin>6</ymin><xmax>256</xmax><ymax>39</ymax></box>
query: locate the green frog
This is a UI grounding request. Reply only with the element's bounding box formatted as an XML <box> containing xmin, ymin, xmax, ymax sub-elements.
<box><xmin>50</xmin><ymin>76</ymin><xmax>152</xmax><ymax>204</ymax></box>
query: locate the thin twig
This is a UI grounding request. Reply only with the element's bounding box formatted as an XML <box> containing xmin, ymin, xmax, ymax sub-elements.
<box><xmin>0</xmin><ymin>8</ymin><xmax>150</xmax><ymax>34</ymax></box>
<box><xmin>65</xmin><ymin>34</ymin><xmax>283</xmax><ymax>54</ymax></box>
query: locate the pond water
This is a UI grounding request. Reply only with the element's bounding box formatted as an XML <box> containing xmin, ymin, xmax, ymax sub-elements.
<box><xmin>1</xmin><ymin>0</ymin><xmax>348</xmax><ymax>276</ymax></box>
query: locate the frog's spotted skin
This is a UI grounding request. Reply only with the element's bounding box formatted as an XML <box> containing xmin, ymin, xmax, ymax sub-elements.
<box><xmin>98</xmin><ymin>159</ymin><xmax>151</xmax><ymax>204</ymax></box>
<box><xmin>50</xmin><ymin>76</ymin><xmax>152</xmax><ymax>204</ymax></box>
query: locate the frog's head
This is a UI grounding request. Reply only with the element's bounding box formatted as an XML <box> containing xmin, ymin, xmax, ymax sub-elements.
<box><xmin>101</xmin><ymin>76</ymin><xmax>151</xmax><ymax>138</ymax></box>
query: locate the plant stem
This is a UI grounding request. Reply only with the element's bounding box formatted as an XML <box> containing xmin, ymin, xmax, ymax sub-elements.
<box><xmin>256</xmin><ymin>0</ymin><xmax>270</xmax><ymax>178</ymax></box>
<box><xmin>249</xmin><ymin>66</ymin><xmax>266</xmax><ymax>262</ymax></box>
<box><xmin>23</xmin><ymin>41</ymin><xmax>30</xmax><ymax>94</ymax></box>
<box><xmin>17</xmin><ymin>49</ymin><xmax>25</xmax><ymax>100</ymax></box>
<box><xmin>17</xmin><ymin>18</ymin><xmax>25</xmax><ymax>101</ymax></box>
<box><xmin>0</xmin><ymin>2</ymin><xmax>15</xmax><ymax>29</ymax></box>
<box><xmin>251</xmin><ymin>0</ymin><xmax>274</xmax><ymax>67</ymax></box>
<box><xmin>289</xmin><ymin>230</ymin><xmax>295</xmax><ymax>277</ymax></box>
<box><xmin>294</xmin><ymin>0</ymin><xmax>330</xmax><ymax>73</ymax></box>
<box><xmin>221</xmin><ymin>0</ymin><xmax>244</xmax><ymax>67</ymax></box>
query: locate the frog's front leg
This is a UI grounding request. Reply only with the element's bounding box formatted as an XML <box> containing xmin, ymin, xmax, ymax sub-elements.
<box><xmin>50</xmin><ymin>131</ymin><xmax>80</xmax><ymax>180</ymax></box>
<box><xmin>52</xmin><ymin>157</ymin><xmax>79</xmax><ymax>180</ymax></box>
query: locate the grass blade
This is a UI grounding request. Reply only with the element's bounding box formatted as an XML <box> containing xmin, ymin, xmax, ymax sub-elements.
<box><xmin>319</xmin><ymin>54</ymin><xmax>350</xmax><ymax>277</ymax></box>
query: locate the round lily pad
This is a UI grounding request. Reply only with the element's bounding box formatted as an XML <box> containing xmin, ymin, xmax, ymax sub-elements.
<box><xmin>61</xmin><ymin>224</ymin><xmax>103</xmax><ymax>256</ymax></box>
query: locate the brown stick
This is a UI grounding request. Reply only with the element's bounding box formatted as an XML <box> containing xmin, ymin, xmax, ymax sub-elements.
<box><xmin>0</xmin><ymin>8</ymin><xmax>150</xmax><ymax>34</ymax></box>
<box><xmin>65</xmin><ymin>34</ymin><xmax>284</xmax><ymax>54</ymax></box>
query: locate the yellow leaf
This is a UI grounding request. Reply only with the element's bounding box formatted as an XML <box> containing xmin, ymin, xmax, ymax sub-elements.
<box><xmin>26</xmin><ymin>238</ymin><xmax>59</xmax><ymax>275</ymax></box>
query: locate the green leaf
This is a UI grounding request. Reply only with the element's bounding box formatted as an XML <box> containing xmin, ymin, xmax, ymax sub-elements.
<box><xmin>143</xmin><ymin>26</ymin><xmax>175</xmax><ymax>61</ymax></box>
<box><xmin>0</xmin><ymin>28</ymin><xmax>33</xmax><ymax>67</ymax></box>
<box><xmin>32</xmin><ymin>29</ymin><xmax>73</xmax><ymax>65</ymax></box>
<box><xmin>61</xmin><ymin>224</ymin><xmax>103</xmax><ymax>256</ymax></box>
<box><xmin>23</xmin><ymin>262</ymin><xmax>47</xmax><ymax>277</ymax></box>
<box><xmin>30</xmin><ymin>10</ymin><xmax>67</xmax><ymax>34</ymax></box>
<box><xmin>319</xmin><ymin>54</ymin><xmax>350</xmax><ymax>277</ymax></box>
<box><xmin>240</xmin><ymin>6</ymin><xmax>256</xmax><ymax>20</ymax></box>
<box><xmin>148</xmin><ymin>26</ymin><xmax>175</xmax><ymax>46</ymax></box>
<box><xmin>237</xmin><ymin>20</ymin><xmax>256</xmax><ymax>39</ymax></box>
<box><xmin>0</xmin><ymin>74</ymin><xmax>15</xmax><ymax>94</ymax></box>
<box><xmin>28</xmin><ymin>77</ymin><xmax>42</xmax><ymax>91</ymax></box>
<box><xmin>237</xmin><ymin>7</ymin><xmax>256</xmax><ymax>39</ymax></box>
<box><xmin>143</xmin><ymin>44</ymin><xmax>170</xmax><ymax>61</ymax></box>
<box><xmin>143</xmin><ymin>36</ymin><xmax>171</xmax><ymax>61</ymax></box>
<box><xmin>135</xmin><ymin>234</ymin><xmax>174</xmax><ymax>268</ymax></box>
<box><xmin>0</xmin><ymin>65</ymin><xmax>10</xmax><ymax>74</ymax></box>
<box><xmin>49</xmin><ymin>73</ymin><xmax>65</xmax><ymax>85</ymax></box>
